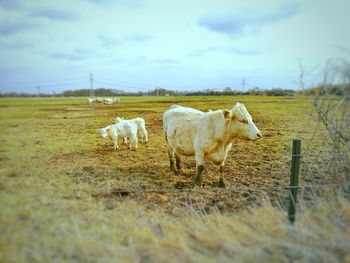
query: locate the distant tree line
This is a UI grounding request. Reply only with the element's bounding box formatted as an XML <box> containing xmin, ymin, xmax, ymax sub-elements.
<box><xmin>184</xmin><ymin>87</ymin><xmax>296</xmax><ymax>96</ymax></box>
<box><xmin>0</xmin><ymin>92</ymin><xmax>58</xmax><ymax>97</ymax></box>
<box><xmin>63</xmin><ymin>88</ymin><xmax>127</xmax><ymax>97</ymax></box>
<box><xmin>0</xmin><ymin>84</ymin><xmax>347</xmax><ymax>97</ymax></box>
<box><xmin>297</xmin><ymin>84</ymin><xmax>350</xmax><ymax>96</ymax></box>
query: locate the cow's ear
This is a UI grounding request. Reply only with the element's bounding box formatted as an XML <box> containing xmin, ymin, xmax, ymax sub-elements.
<box><xmin>223</xmin><ymin>109</ymin><xmax>231</xmax><ymax>119</ymax></box>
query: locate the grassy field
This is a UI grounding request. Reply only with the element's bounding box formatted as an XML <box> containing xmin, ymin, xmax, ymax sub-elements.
<box><xmin>0</xmin><ymin>96</ymin><xmax>349</xmax><ymax>262</ymax></box>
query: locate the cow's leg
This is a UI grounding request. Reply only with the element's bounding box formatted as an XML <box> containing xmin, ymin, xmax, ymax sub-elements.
<box><xmin>175</xmin><ymin>154</ymin><xmax>181</xmax><ymax>175</ymax></box>
<box><xmin>127</xmin><ymin>137</ymin><xmax>131</xmax><ymax>149</ymax></box>
<box><xmin>112</xmin><ymin>134</ymin><xmax>119</xmax><ymax>150</ymax></box>
<box><xmin>128</xmin><ymin>135</ymin><xmax>137</xmax><ymax>150</ymax></box>
<box><xmin>122</xmin><ymin>137</ymin><xmax>128</xmax><ymax>145</ymax></box>
<box><xmin>218</xmin><ymin>162</ymin><xmax>227</xmax><ymax>188</ymax></box>
<box><xmin>167</xmin><ymin>147</ymin><xmax>175</xmax><ymax>171</ymax></box>
<box><xmin>137</xmin><ymin>130</ymin><xmax>142</xmax><ymax>143</ymax></box>
<box><xmin>193</xmin><ymin>152</ymin><xmax>204</xmax><ymax>187</ymax></box>
<box><xmin>132</xmin><ymin>134</ymin><xmax>138</xmax><ymax>150</ymax></box>
<box><xmin>143</xmin><ymin>129</ymin><xmax>148</xmax><ymax>143</ymax></box>
<box><xmin>139</xmin><ymin>128</ymin><xmax>146</xmax><ymax>143</ymax></box>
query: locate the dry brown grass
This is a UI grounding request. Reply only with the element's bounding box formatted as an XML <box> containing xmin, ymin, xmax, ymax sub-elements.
<box><xmin>0</xmin><ymin>96</ymin><xmax>349</xmax><ymax>262</ymax></box>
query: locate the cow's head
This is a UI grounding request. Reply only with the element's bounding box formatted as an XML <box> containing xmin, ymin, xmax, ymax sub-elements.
<box><xmin>99</xmin><ymin>127</ymin><xmax>110</xmax><ymax>139</ymax></box>
<box><xmin>114</xmin><ymin>117</ymin><xmax>124</xmax><ymax>123</ymax></box>
<box><xmin>224</xmin><ymin>102</ymin><xmax>262</xmax><ymax>141</ymax></box>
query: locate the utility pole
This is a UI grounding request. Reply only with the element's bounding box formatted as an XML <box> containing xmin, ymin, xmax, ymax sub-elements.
<box><xmin>241</xmin><ymin>79</ymin><xmax>246</xmax><ymax>92</ymax></box>
<box><xmin>36</xmin><ymin>86</ymin><xmax>41</xmax><ymax>97</ymax></box>
<box><xmin>90</xmin><ymin>72</ymin><xmax>95</xmax><ymax>97</ymax></box>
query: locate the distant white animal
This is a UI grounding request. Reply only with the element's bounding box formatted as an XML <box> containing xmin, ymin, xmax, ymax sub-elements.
<box><xmin>103</xmin><ymin>98</ymin><xmax>114</xmax><ymax>105</ymax></box>
<box><xmin>88</xmin><ymin>98</ymin><xmax>97</xmax><ymax>104</ymax></box>
<box><xmin>103</xmin><ymin>97</ymin><xmax>120</xmax><ymax>105</ymax></box>
<box><xmin>99</xmin><ymin>122</ymin><xmax>138</xmax><ymax>150</ymax></box>
<box><xmin>115</xmin><ymin>117</ymin><xmax>148</xmax><ymax>143</ymax></box>
<box><xmin>96</xmin><ymin>98</ymin><xmax>104</xmax><ymax>103</ymax></box>
<box><xmin>163</xmin><ymin>103</ymin><xmax>262</xmax><ymax>187</ymax></box>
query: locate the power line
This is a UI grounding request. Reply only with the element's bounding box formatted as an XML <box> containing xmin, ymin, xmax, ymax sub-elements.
<box><xmin>0</xmin><ymin>75</ymin><xmax>246</xmax><ymax>92</ymax></box>
<box><xmin>97</xmin><ymin>77</ymin><xmax>155</xmax><ymax>88</ymax></box>
<box><xmin>0</xmin><ymin>78</ymin><xmax>86</xmax><ymax>87</ymax></box>
<box><xmin>242</xmin><ymin>79</ymin><xmax>246</xmax><ymax>91</ymax></box>
<box><xmin>97</xmin><ymin>77</ymin><xmax>232</xmax><ymax>91</ymax></box>
<box><xmin>97</xmin><ymin>78</ymin><xmax>154</xmax><ymax>90</ymax></box>
<box><xmin>0</xmin><ymin>74</ymin><xmax>257</xmax><ymax>93</ymax></box>
<box><xmin>39</xmin><ymin>81</ymin><xmax>86</xmax><ymax>88</ymax></box>
<box><xmin>90</xmin><ymin>72</ymin><xmax>95</xmax><ymax>97</ymax></box>
<box><xmin>0</xmin><ymin>82</ymin><xmax>88</xmax><ymax>95</ymax></box>
<box><xmin>96</xmin><ymin>80</ymin><xmax>151</xmax><ymax>91</ymax></box>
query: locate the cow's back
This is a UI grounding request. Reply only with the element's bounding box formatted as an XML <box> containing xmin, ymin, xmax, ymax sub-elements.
<box><xmin>163</xmin><ymin>105</ymin><xmax>204</xmax><ymax>155</ymax></box>
<box><xmin>163</xmin><ymin>105</ymin><xmax>203</xmax><ymax>130</ymax></box>
<box><xmin>116</xmin><ymin>122</ymin><xmax>137</xmax><ymax>137</ymax></box>
<box><xmin>132</xmin><ymin>117</ymin><xmax>146</xmax><ymax>129</ymax></box>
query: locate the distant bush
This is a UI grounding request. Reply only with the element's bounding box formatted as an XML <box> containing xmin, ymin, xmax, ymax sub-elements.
<box><xmin>263</xmin><ymin>88</ymin><xmax>295</xmax><ymax>96</ymax></box>
<box><xmin>299</xmin><ymin>84</ymin><xmax>350</xmax><ymax>96</ymax></box>
<box><xmin>63</xmin><ymin>88</ymin><xmax>128</xmax><ymax>97</ymax></box>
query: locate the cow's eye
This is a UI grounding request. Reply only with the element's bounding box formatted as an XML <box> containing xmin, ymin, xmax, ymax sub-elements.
<box><xmin>239</xmin><ymin>119</ymin><xmax>248</xmax><ymax>124</ymax></box>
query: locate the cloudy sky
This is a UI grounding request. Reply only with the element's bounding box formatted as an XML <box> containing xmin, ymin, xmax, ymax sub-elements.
<box><xmin>0</xmin><ymin>0</ymin><xmax>349</xmax><ymax>93</ymax></box>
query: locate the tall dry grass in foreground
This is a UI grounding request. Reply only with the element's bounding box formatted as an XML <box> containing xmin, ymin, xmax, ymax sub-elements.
<box><xmin>1</xmin><ymin>182</ymin><xmax>349</xmax><ymax>263</ymax></box>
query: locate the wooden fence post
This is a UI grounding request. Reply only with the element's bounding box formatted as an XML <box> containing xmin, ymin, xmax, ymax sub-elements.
<box><xmin>288</xmin><ymin>138</ymin><xmax>301</xmax><ymax>224</ymax></box>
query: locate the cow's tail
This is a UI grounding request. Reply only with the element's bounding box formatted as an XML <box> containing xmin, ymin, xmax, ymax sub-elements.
<box><xmin>169</xmin><ymin>104</ymin><xmax>180</xmax><ymax>110</ymax></box>
<box><xmin>163</xmin><ymin>112</ymin><xmax>169</xmax><ymax>143</ymax></box>
<box><xmin>163</xmin><ymin>120</ymin><xmax>168</xmax><ymax>143</ymax></box>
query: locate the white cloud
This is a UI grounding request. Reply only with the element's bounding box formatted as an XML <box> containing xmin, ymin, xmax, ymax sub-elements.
<box><xmin>0</xmin><ymin>0</ymin><xmax>349</xmax><ymax>93</ymax></box>
<box><xmin>198</xmin><ymin>4</ymin><xmax>300</xmax><ymax>38</ymax></box>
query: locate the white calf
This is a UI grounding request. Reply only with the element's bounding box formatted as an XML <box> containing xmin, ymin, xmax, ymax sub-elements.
<box><xmin>115</xmin><ymin>117</ymin><xmax>148</xmax><ymax>143</ymax></box>
<box><xmin>99</xmin><ymin>125</ymin><xmax>115</xmax><ymax>146</ymax></box>
<box><xmin>99</xmin><ymin>122</ymin><xmax>138</xmax><ymax>150</ymax></box>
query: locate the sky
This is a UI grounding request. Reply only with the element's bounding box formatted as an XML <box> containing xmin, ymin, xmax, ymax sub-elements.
<box><xmin>0</xmin><ymin>0</ymin><xmax>349</xmax><ymax>93</ymax></box>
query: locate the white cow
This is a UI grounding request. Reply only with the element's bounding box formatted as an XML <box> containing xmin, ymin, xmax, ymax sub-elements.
<box><xmin>96</xmin><ymin>97</ymin><xmax>104</xmax><ymax>103</ymax></box>
<box><xmin>99</xmin><ymin>122</ymin><xmax>138</xmax><ymax>150</ymax></box>
<box><xmin>163</xmin><ymin>103</ymin><xmax>262</xmax><ymax>187</ymax></box>
<box><xmin>99</xmin><ymin>124</ymin><xmax>113</xmax><ymax>142</ymax></box>
<box><xmin>103</xmin><ymin>98</ymin><xmax>114</xmax><ymax>105</ymax></box>
<box><xmin>115</xmin><ymin>117</ymin><xmax>148</xmax><ymax>143</ymax></box>
<box><xmin>88</xmin><ymin>98</ymin><xmax>96</xmax><ymax>104</ymax></box>
<box><xmin>112</xmin><ymin>98</ymin><xmax>121</xmax><ymax>103</ymax></box>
